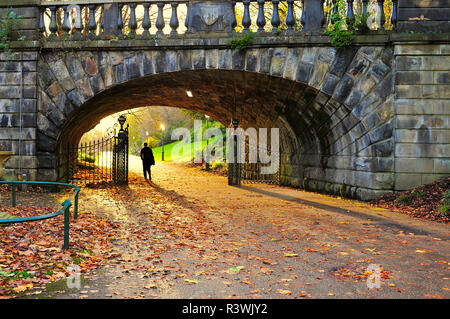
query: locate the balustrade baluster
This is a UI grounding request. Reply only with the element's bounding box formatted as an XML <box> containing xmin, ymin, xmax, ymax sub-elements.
<box><xmin>170</xmin><ymin>2</ymin><xmax>179</xmax><ymax>35</ymax></box>
<box><xmin>271</xmin><ymin>0</ymin><xmax>280</xmax><ymax>33</ymax></box>
<box><xmin>39</xmin><ymin>7</ymin><xmax>46</xmax><ymax>35</ymax></box>
<box><xmin>286</xmin><ymin>0</ymin><xmax>295</xmax><ymax>32</ymax></box>
<box><xmin>231</xmin><ymin>1</ymin><xmax>237</xmax><ymax>32</ymax></box>
<box><xmin>347</xmin><ymin>0</ymin><xmax>354</xmax><ymax>20</ymax></box>
<box><xmin>142</xmin><ymin>2</ymin><xmax>151</xmax><ymax>36</ymax></box>
<box><xmin>331</xmin><ymin>0</ymin><xmax>338</xmax><ymax>24</ymax></box>
<box><xmin>100</xmin><ymin>4</ymin><xmax>104</xmax><ymax>36</ymax></box>
<box><xmin>49</xmin><ymin>6</ymin><xmax>58</xmax><ymax>37</ymax></box>
<box><xmin>87</xmin><ymin>5</ymin><xmax>97</xmax><ymax>38</ymax></box>
<box><xmin>185</xmin><ymin>2</ymin><xmax>190</xmax><ymax>30</ymax></box>
<box><xmin>362</xmin><ymin>0</ymin><xmax>368</xmax><ymax>15</ymax></box>
<box><xmin>391</xmin><ymin>0</ymin><xmax>397</xmax><ymax>28</ymax></box>
<box><xmin>62</xmin><ymin>5</ymin><xmax>71</xmax><ymax>35</ymax></box>
<box><xmin>156</xmin><ymin>2</ymin><xmax>165</xmax><ymax>35</ymax></box>
<box><xmin>242</xmin><ymin>0</ymin><xmax>251</xmax><ymax>33</ymax></box>
<box><xmin>128</xmin><ymin>2</ymin><xmax>137</xmax><ymax>36</ymax></box>
<box><xmin>300</xmin><ymin>0</ymin><xmax>305</xmax><ymax>29</ymax></box>
<box><xmin>377</xmin><ymin>0</ymin><xmax>386</xmax><ymax>30</ymax></box>
<box><xmin>256</xmin><ymin>0</ymin><xmax>266</xmax><ymax>32</ymax></box>
<box><xmin>117</xmin><ymin>3</ymin><xmax>124</xmax><ymax>36</ymax></box>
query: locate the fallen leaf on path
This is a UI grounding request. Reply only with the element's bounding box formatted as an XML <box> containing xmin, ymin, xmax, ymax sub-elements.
<box><xmin>277</xmin><ymin>289</ymin><xmax>292</xmax><ymax>295</ymax></box>
<box><xmin>13</xmin><ymin>286</ymin><xmax>27</xmax><ymax>293</ymax></box>
<box><xmin>260</xmin><ymin>267</ymin><xmax>273</xmax><ymax>274</ymax></box>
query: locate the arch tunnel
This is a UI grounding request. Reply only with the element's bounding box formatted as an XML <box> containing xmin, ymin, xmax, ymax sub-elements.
<box><xmin>57</xmin><ymin>69</ymin><xmax>318</xmax><ymax>188</ymax></box>
<box><xmin>36</xmin><ymin>47</ymin><xmax>395</xmax><ymax>200</ymax></box>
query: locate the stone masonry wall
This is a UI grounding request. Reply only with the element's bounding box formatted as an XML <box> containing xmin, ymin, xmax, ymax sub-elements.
<box><xmin>34</xmin><ymin>46</ymin><xmax>395</xmax><ymax>200</ymax></box>
<box><xmin>0</xmin><ymin>2</ymin><xmax>448</xmax><ymax>201</ymax></box>
<box><xmin>0</xmin><ymin>3</ymin><xmax>39</xmax><ymax>181</ymax></box>
<box><xmin>0</xmin><ymin>51</ymin><xmax>38</xmax><ymax>181</ymax></box>
<box><xmin>394</xmin><ymin>44</ymin><xmax>450</xmax><ymax>191</ymax></box>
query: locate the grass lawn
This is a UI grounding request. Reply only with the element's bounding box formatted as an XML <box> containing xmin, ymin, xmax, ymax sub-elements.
<box><xmin>151</xmin><ymin>135</ymin><xmax>225</xmax><ymax>162</ymax></box>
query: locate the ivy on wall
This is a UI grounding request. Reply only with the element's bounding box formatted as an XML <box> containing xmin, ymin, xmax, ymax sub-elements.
<box><xmin>0</xmin><ymin>8</ymin><xmax>25</xmax><ymax>59</ymax></box>
<box><xmin>324</xmin><ymin>0</ymin><xmax>372</xmax><ymax>48</ymax></box>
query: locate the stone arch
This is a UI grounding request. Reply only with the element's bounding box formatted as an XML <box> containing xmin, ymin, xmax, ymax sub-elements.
<box><xmin>37</xmin><ymin>45</ymin><xmax>394</xmax><ymax>200</ymax></box>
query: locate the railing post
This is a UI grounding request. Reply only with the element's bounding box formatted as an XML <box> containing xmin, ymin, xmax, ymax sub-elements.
<box><xmin>11</xmin><ymin>183</ymin><xmax>16</xmax><ymax>207</ymax></box>
<box><xmin>331</xmin><ymin>0</ymin><xmax>338</xmax><ymax>24</ymax></box>
<box><xmin>128</xmin><ymin>2</ymin><xmax>138</xmax><ymax>36</ymax></box>
<box><xmin>242</xmin><ymin>0</ymin><xmax>251</xmax><ymax>33</ymax></box>
<box><xmin>39</xmin><ymin>7</ymin><xmax>46</xmax><ymax>36</ymax></box>
<box><xmin>286</xmin><ymin>0</ymin><xmax>295</xmax><ymax>32</ymax></box>
<box><xmin>377</xmin><ymin>0</ymin><xmax>385</xmax><ymax>30</ymax></box>
<box><xmin>256</xmin><ymin>0</ymin><xmax>266</xmax><ymax>32</ymax></box>
<box><xmin>347</xmin><ymin>0</ymin><xmax>354</xmax><ymax>20</ymax></box>
<box><xmin>156</xmin><ymin>2</ymin><xmax>165</xmax><ymax>35</ymax></box>
<box><xmin>142</xmin><ymin>2</ymin><xmax>151</xmax><ymax>36</ymax></box>
<box><xmin>185</xmin><ymin>2</ymin><xmax>190</xmax><ymax>29</ymax></box>
<box><xmin>87</xmin><ymin>4</ymin><xmax>97</xmax><ymax>38</ymax></box>
<box><xmin>62</xmin><ymin>5</ymin><xmax>71</xmax><ymax>36</ymax></box>
<box><xmin>391</xmin><ymin>0</ymin><xmax>397</xmax><ymax>29</ymax></box>
<box><xmin>300</xmin><ymin>0</ymin><xmax>306</xmax><ymax>29</ymax></box>
<box><xmin>100</xmin><ymin>4</ymin><xmax>105</xmax><ymax>35</ymax></box>
<box><xmin>117</xmin><ymin>3</ymin><xmax>124</xmax><ymax>36</ymax></box>
<box><xmin>63</xmin><ymin>202</ymin><xmax>71</xmax><ymax>250</ymax></box>
<box><xmin>74</xmin><ymin>191</ymin><xmax>79</xmax><ymax>220</ymax></box>
<box><xmin>271</xmin><ymin>0</ymin><xmax>281</xmax><ymax>33</ymax></box>
<box><xmin>170</xmin><ymin>2</ymin><xmax>179</xmax><ymax>36</ymax></box>
<box><xmin>231</xmin><ymin>1</ymin><xmax>237</xmax><ymax>32</ymax></box>
<box><xmin>48</xmin><ymin>6</ymin><xmax>58</xmax><ymax>37</ymax></box>
<box><xmin>362</xmin><ymin>0</ymin><xmax>368</xmax><ymax>15</ymax></box>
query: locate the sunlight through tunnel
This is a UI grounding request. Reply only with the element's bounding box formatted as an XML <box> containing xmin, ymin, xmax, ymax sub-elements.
<box><xmin>37</xmin><ymin>49</ymin><xmax>394</xmax><ymax>201</ymax></box>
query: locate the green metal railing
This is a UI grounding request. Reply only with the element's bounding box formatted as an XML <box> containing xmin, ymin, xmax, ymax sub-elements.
<box><xmin>0</xmin><ymin>181</ymin><xmax>81</xmax><ymax>250</ymax></box>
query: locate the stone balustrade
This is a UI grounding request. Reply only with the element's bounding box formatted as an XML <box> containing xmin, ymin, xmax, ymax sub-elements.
<box><xmin>39</xmin><ymin>0</ymin><xmax>397</xmax><ymax>38</ymax></box>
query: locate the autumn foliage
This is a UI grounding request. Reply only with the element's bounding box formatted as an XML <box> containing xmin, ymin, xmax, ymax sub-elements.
<box><xmin>371</xmin><ymin>177</ymin><xmax>450</xmax><ymax>224</ymax></box>
<box><xmin>0</xmin><ymin>187</ymin><xmax>119</xmax><ymax>297</ymax></box>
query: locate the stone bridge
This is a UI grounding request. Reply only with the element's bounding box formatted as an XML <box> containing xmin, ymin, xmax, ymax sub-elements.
<box><xmin>0</xmin><ymin>0</ymin><xmax>449</xmax><ymax>200</ymax></box>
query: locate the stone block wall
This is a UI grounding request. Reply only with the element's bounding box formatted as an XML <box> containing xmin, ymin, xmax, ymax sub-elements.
<box><xmin>0</xmin><ymin>4</ymin><xmax>39</xmax><ymax>41</ymax></box>
<box><xmin>0</xmin><ymin>1</ymin><xmax>448</xmax><ymax>200</ymax></box>
<box><xmin>394</xmin><ymin>44</ymin><xmax>450</xmax><ymax>190</ymax></box>
<box><xmin>0</xmin><ymin>52</ymin><xmax>38</xmax><ymax>180</ymax></box>
<box><xmin>0</xmin><ymin>1</ymin><xmax>39</xmax><ymax>181</ymax></box>
<box><xmin>398</xmin><ymin>0</ymin><xmax>450</xmax><ymax>33</ymax></box>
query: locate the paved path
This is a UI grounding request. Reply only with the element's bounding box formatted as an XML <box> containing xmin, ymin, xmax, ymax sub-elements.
<box><xmin>35</xmin><ymin>159</ymin><xmax>449</xmax><ymax>299</ymax></box>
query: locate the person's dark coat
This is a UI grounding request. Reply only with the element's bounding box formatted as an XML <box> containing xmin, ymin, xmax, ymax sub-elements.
<box><xmin>141</xmin><ymin>146</ymin><xmax>155</xmax><ymax>166</ymax></box>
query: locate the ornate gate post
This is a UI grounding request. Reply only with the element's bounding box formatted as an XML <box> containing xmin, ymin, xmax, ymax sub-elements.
<box><xmin>114</xmin><ymin>115</ymin><xmax>129</xmax><ymax>185</ymax></box>
<box><xmin>228</xmin><ymin>119</ymin><xmax>241</xmax><ymax>186</ymax></box>
<box><xmin>186</xmin><ymin>0</ymin><xmax>236</xmax><ymax>33</ymax></box>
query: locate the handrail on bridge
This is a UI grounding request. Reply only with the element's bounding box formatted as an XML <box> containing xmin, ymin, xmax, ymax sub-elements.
<box><xmin>0</xmin><ymin>181</ymin><xmax>81</xmax><ymax>250</ymax></box>
<box><xmin>38</xmin><ymin>0</ymin><xmax>397</xmax><ymax>39</ymax></box>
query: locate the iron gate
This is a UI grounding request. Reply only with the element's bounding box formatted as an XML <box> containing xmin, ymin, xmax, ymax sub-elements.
<box><xmin>240</xmin><ymin>145</ymin><xmax>280</xmax><ymax>185</ymax></box>
<box><xmin>68</xmin><ymin>116</ymin><xmax>129</xmax><ymax>186</ymax></box>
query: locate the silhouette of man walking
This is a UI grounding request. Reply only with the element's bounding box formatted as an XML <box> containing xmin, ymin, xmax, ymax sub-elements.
<box><xmin>140</xmin><ymin>143</ymin><xmax>155</xmax><ymax>180</ymax></box>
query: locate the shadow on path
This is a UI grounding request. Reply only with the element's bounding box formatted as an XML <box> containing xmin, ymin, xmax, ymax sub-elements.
<box><xmin>239</xmin><ymin>185</ymin><xmax>442</xmax><ymax>238</ymax></box>
<box><xmin>132</xmin><ymin>179</ymin><xmax>206</xmax><ymax>212</ymax></box>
